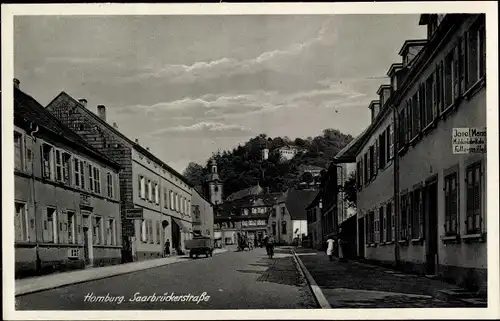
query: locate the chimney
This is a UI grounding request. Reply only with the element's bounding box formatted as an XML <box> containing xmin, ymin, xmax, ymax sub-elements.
<box><xmin>113</xmin><ymin>122</ymin><xmax>119</xmax><ymax>129</ymax></box>
<box><xmin>13</xmin><ymin>78</ymin><xmax>20</xmax><ymax>89</ymax></box>
<box><xmin>97</xmin><ymin>105</ymin><xmax>106</xmax><ymax>121</ymax></box>
<box><xmin>135</xmin><ymin>138</ymin><xmax>139</xmax><ymax>144</ymax></box>
<box><xmin>78</xmin><ymin>99</ymin><xmax>87</xmax><ymax>108</ymax></box>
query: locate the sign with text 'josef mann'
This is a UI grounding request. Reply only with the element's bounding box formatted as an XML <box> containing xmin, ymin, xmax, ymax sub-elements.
<box><xmin>452</xmin><ymin>127</ymin><xmax>486</xmax><ymax>154</ymax></box>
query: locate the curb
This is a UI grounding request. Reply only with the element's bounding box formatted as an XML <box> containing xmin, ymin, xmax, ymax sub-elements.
<box><xmin>16</xmin><ymin>249</ymin><xmax>229</xmax><ymax>297</ymax></box>
<box><xmin>291</xmin><ymin>249</ymin><xmax>331</xmax><ymax>309</ymax></box>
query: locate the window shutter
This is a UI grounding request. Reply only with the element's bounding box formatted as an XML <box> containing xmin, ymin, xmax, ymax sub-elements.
<box><xmin>474</xmin><ymin>166</ymin><xmax>482</xmax><ymax>231</ymax></box>
<box><xmin>389</xmin><ymin>124</ymin><xmax>394</xmax><ymax>160</ymax></box>
<box><xmin>364</xmin><ymin>215</ymin><xmax>368</xmax><ymax>244</ymax></box>
<box><xmin>374</xmin><ymin>212</ymin><xmax>379</xmax><ymax>243</ymax></box>
<box><xmin>359</xmin><ymin>159</ymin><xmax>364</xmax><ymax>187</ymax></box>
<box><xmin>408</xmin><ymin>193</ymin><xmax>413</xmax><ymax>238</ymax></box>
<box><xmin>374</xmin><ymin>139</ymin><xmax>379</xmax><ymax>176</ymax></box>
<box><xmin>367</xmin><ymin>152</ymin><xmax>371</xmax><ymax>181</ymax></box>
<box><xmin>391</xmin><ymin>201</ymin><xmax>395</xmax><ymax>241</ymax></box>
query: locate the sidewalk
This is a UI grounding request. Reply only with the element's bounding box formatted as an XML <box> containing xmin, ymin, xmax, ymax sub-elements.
<box><xmin>16</xmin><ymin>248</ymin><xmax>228</xmax><ymax>296</ymax></box>
<box><xmin>292</xmin><ymin>248</ymin><xmax>472</xmax><ymax>308</ymax></box>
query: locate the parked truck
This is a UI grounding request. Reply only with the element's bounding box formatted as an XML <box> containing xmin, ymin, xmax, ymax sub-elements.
<box><xmin>185</xmin><ymin>236</ymin><xmax>214</xmax><ymax>259</ymax></box>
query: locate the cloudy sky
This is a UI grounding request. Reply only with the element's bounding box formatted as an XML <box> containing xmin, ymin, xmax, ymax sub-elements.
<box><xmin>14</xmin><ymin>14</ymin><xmax>426</xmax><ymax>173</ymax></box>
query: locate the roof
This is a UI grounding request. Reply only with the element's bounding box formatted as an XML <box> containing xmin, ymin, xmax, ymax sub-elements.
<box><xmin>46</xmin><ymin>91</ymin><xmax>191</xmax><ymax>186</ymax></box>
<box><xmin>386</xmin><ymin>63</ymin><xmax>404</xmax><ymax>76</ymax></box>
<box><xmin>368</xmin><ymin>100</ymin><xmax>380</xmax><ymax>110</ymax></box>
<box><xmin>216</xmin><ymin>192</ymin><xmax>281</xmax><ymax>217</ymax></box>
<box><xmin>305</xmin><ymin>191</ymin><xmax>322</xmax><ymax>210</ymax></box>
<box><xmin>14</xmin><ymin>87</ymin><xmax>120</xmax><ymax>169</ymax></box>
<box><xmin>376</xmin><ymin>85</ymin><xmax>391</xmax><ymax>95</ymax></box>
<box><xmin>333</xmin><ymin>127</ymin><xmax>369</xmax><ymax>163</ymax></box>
<box><xmin>284</xmin><ymin>188</ymin><xmax>319</xmax><ymax>220</ymax></box>
<box><xmin>398</xmin><ymin>39</ymin><xmax>428</xmax><ymax>56</ymax></box>
<box><xmin>419</xmin><ymin>14</ymin><xmax>431</xmax><ymax>25</ymax></box>
<box><xmin>225</xmin><ymin>184</ymin><xmax>263</xmax><ymax>202</ymax></box>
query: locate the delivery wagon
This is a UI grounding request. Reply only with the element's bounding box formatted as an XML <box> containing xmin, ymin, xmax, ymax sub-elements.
<box><xmin>185</xmin><ymin>236</ymin><xmax>214</xmax><ymax>258</ymax></box>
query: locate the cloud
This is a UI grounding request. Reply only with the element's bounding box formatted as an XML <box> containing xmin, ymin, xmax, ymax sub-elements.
<box><xmin>147</xmin><ymin>121</ymin><xmax>253</xmax><ymax>138</ymax></box>
<box><xmin>121</xmin><ymin>19</ymin><xmax>336</xmax><ymax>85</ymax></box>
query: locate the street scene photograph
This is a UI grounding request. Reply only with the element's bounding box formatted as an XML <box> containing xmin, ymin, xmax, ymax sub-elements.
<box><xmin>3</xmin><ymin>3</ymin><xmax>497</xmax><ymax>318</ymax></box>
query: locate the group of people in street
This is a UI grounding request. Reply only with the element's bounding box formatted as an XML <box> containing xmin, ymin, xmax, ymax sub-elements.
<box><xmin>326</xmin><ymin>233</ymin><xmax>347</xmax><ymax>262</ymax></box>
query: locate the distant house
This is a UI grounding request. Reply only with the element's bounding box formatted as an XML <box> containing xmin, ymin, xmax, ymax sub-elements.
<box><xmin>270</xmin><ymin>188</ymin><xmax>318</xmax><ymax>245</ymax></box>
<box><xmin>277</xmin><ymin>145</ymin><xmax>304</xmax><ymax>161</ymax></box>
<box><xmin>214</xmin><ymin>192</ymin><xmax>281</xmax><ymax>246</ymax></box>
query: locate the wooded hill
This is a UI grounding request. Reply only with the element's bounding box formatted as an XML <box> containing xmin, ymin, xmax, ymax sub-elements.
<box><xmin>183</xmin><ymin>129</ymin><xmax>354</xmax><ymax>199</ymax></box>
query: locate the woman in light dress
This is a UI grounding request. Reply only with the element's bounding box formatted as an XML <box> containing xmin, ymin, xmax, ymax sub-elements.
<box><xmin>326</xmin><ymin>236</ymin><xmax>335</xmax><ymax>261</ymax></box>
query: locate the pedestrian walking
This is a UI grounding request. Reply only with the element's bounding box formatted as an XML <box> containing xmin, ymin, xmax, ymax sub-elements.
<box><xmin>326</xmin><ymin>236</ymin><xmax>335</xmax><ymax>261</ymax></box>
<box><xmin>164</xmin><ymin>239</ymin><xmax>171</xmax><ymax>257</ymax></box>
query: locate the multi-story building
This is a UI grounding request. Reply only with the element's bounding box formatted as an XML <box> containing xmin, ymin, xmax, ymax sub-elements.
<box><xmin>335</xmin><ymin>14</ymin><xmax>486</xmax><ymax>292</ymax></box>
<box><xmin>215</xmin><ymin>193</ymin><xmax>280</xmax><ymax>246</ymax></box>
<box><xmin>271</xmin><ymin>188</ymin><xmax>318</xmax><ymax>245</ymax></box>
<box><xmin>191</xmin><ymin>187</ymin><xmax>214</xmax><ymax>240</ymax></box>
<box><xmin>14</xmin><ymin>81</ymin><xmax>122</xmax><ymax>277</ymax></box>
<box><xmin>46</xmin><ymin>92</ymin><xmax>194</xmax><ymax>261</ymax></box>
<box><xmin>306</xmin><ymin>193</ymin><xmax>323</xmax><ymax>249</ymax></box>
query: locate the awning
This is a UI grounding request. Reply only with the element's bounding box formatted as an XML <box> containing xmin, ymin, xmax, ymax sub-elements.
<box><xmin>171</xmin><ymin>217</ymin><xmax>191</xmax><ymax>233</ymax></box>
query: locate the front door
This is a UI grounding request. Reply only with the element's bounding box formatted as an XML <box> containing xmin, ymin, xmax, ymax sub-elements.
<box><xmin>425</xmin><ymin>180</ymin><xmax>439</xmax><ymax>275</ymax></box>
<box><xmin>171</xmin><ymin>220</ymin><xmax>181</xmax><ymax>253</ymax></box>
<box><xmin>83</xmin><ymin>227</ymin><xmax>90</xmax><ymax>265</ymax></box>
<box><xmin>358</xmin><ymin>217</ymin><xmax>365</xmax><ymax>258</ymax></box>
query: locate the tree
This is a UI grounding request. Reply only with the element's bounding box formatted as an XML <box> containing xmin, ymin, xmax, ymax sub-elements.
<box><xmin>343</xmin><ymin>171</ymin><xmax>357</xmax><ymax>209</ymax></box>
<box><xmin>183</xmin><ymin>162</ymin><xmax>207</xmax><ymax>187</ymax></box>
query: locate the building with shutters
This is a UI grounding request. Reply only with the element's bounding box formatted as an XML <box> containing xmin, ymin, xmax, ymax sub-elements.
<box><xmin>46</xmin><ymin>91</ymin><xmax>194</xmax><ymax>262</ymax></box>
<box><xmin>191</xmin><ymin>187</ymin><xmax>214</xmax><ymax>241</ymax></box>
<box><xmin>334</xmin><ymin>14</ymin><xmax>486</xmax><ymax>293</ymax></box>
<box><xmin>14</xmin><ymin>80</ymin><xmax>122</xmax><ymax>277</ymax></box>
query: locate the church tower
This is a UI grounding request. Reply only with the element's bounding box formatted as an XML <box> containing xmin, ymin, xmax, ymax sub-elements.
<box><xmin>206</xmin><ymin>159</ymin><xmax>223</xmax><ymax>205</ymax></box>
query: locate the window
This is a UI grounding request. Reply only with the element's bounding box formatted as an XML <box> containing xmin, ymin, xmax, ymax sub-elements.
<box><xmin>67</xmin><ymin>211</ymin><xmax>75</xmax><ymax>244</ymax></box>
<box><xmin>444</xmin><ymin>172</ymin><xmax>459</xmax><ymax>235</ymax></box>
<box><xmin>154</xmin><ymin>183</ymin><xmax>159</xmax><ymax>204</ymax></box>
<box><xmin>42</xmin><ymin>144</ymin><xmax>53</xmax><ymax>179</ymax></box>
<box><xmin>452</xmin><ymin>44</ymin><xmax>460</xmax><ymax>101</ymax></box>
<box><xmin>436</xmin><ymin>62</ymin><xmax>444</xmax><ymax>113</ymax></box>
<box><xmin>466</xmin><ymin>163</ymin><xmax>482</xmax><ymax>234</ymax></box>
<box><xmin>272</xmin><ymin>208</ymin><xmax>276</xmax><ymax>217</ymax></box>
<box><xmin>93</xmin><ymin>167</ymin><xmax>101</xmax><ymax>194</ymax></box>
<box><xmin>141</xmin><ymin>220</ymin><xmax>147</xmax><ymax>242</ymax></box>
<box><xmin>107</xmin><ymin>218</ymin><xmax>115</xmax><ymax>245</ymax></box>
<box><xmin>147</xmin><ymin>180</ymin><xmax>152</xmax><ymax>202</ymax></box>
<box><xmin>15</xmin><ymin>202</ymin><xmax>29</xmax><ymax>241</ymax></box>
<box><xmin>156</xmin><ymin>221</ymin><xmax>161</xmax><ymax>244</ymax></box>
<box><xmin>412</xmin><ymin>188</ymin><xmax>423</xmax><ymax>239</ymax></box>
<box><xmin>272</xmin><ymin>222</ymin><xmax>277</xmax><ymax>236</ymax></box>
<box><xmin>379</xmin><ymin>206</ymin><xmax>385</xmax><ymax>243</ymax></box>
<box><xmin>368</xmin><ymin>212</ymin><xmax>375</xmax><ymax>244</ymax></box>
<box><xmin>88</xmin><ymin>164</ymin><xmax>95</xmax><ymax>192</ymax></box>
<box><xmin>386</xmin><ymin>201</ymin><xmax>393</xmax><ymax>241</ymax></box>
<box><xmin>93</xmin><ymin>216</ymin><xmax>102</xmax><ymax>245</ymax></box>
<box><xmin>400</xmin><ymin>194</ymin><xmax>408</xmax><ymax>239</ymax></box>
<box><xmin>444</xmin><ymin>49</ymin><xmax>455</xmax><ymax>108</ymax></box>
<box><xmin>459</xmin><ymin>36</ymin><xmax>467</xmax><ymax>95</ymax></box>
<box><xmin>467</xmin><ymin>18</ymin><xmax>486</xmax><ymax>87</ymax></box>
<box><xmin>74</xmin><ymin>159</ymin><xmax>85</xmax><ymax>189</ymax></box>
<box><xmin>14</xmin><ymin>132</ymin><xmax>23</xmax><ymax>171</ymax></box>
<box><xmin>163</xmin><ymin>188</ymin><xmax>168</xmax><ymax>209</ymax></box>
<box><xmin>359</xmin><ymin>158</ymin><xmax>364</xmax><ymax>189</ymax></box>
<box><xmin>281</xmin><ymin>207</ymin><xmax>286</xmax><ymax>218</ymax></box>
<box><xmin>62</xmin><ymin>152</ymin><xmax>71</xmax><ymax>183</ymax></box>
<box><xmin>55</xmin><ymin>149</ymin><xmax>63</xmax><ymax>181</ymax></box>
<box><xmin>107</xmin><ymin>172</ymin><xmax>114</xmax><ymax>198</ymax></box>
<box><xmin>425</xmin><ymin>74</ymin><xmax>435</xmax><ymax>127</ymax></box>
<box><xmin>282</xmin><ymin>221</ymin><xmax>287</xmax><ymax>234</ymax></box>
<box><xmin>139</xmin><ymin>176</ymin><xmax>145</xmax><ymax>199</ymax></box>
<box><xmin>169</xmin><ymin>191</ymin><xmax>174</xmax><ymax>210</ymax></box>
<box><xmin>378</xmin><ymin>131</ymin><xmax>386</xmax><ymax>169</ymax></box>
<box><xmin>363</xmin><ymin>153</ymin><xmax>368</xmax><ymax>184</ymax></box>
<box><xmin>388</xmin><ymin>124</ymin><xmax>394</xmax><ymax>160</ymax></box>
<box><xmin>44</xmin><ymin>207</ymin><xmax>57</xmax><ymax>243</ymax></box>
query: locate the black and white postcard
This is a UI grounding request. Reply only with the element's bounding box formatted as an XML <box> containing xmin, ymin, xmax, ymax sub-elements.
<box><xmin>2</xmin><ymin>2</ymin><xmax>499</xmax><ymax>320</ymax></box>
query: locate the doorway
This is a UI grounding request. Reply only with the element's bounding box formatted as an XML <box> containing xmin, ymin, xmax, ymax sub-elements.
<box><xmin>358</xmin><ymin>217</ymin><xmax>365</xmax><ymax>258</ymax></box>
<box><xmin>425</xmin><ymin>180</ymin><xmax>439</xmax><ymax>275</ymax></box>
<box><xmin>171</xmin><ymin>219</ymin><xmax>181</xmax><ymax>254</ymax></box>
<box><xmin>82</xmin><ymin>214</ymin><xmax>91</xmax><ymax>266</ymax></box>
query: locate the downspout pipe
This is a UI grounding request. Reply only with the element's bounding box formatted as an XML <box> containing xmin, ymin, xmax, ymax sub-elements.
<box><xmin>389</xmin><ymin>105</ymin><xmax>401</xmax><ymax>267</ymax></box>
<box><xmin>27</xmin><ymin>121</ymin><xmax>40</xmax><ymax>273</ymax></box>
